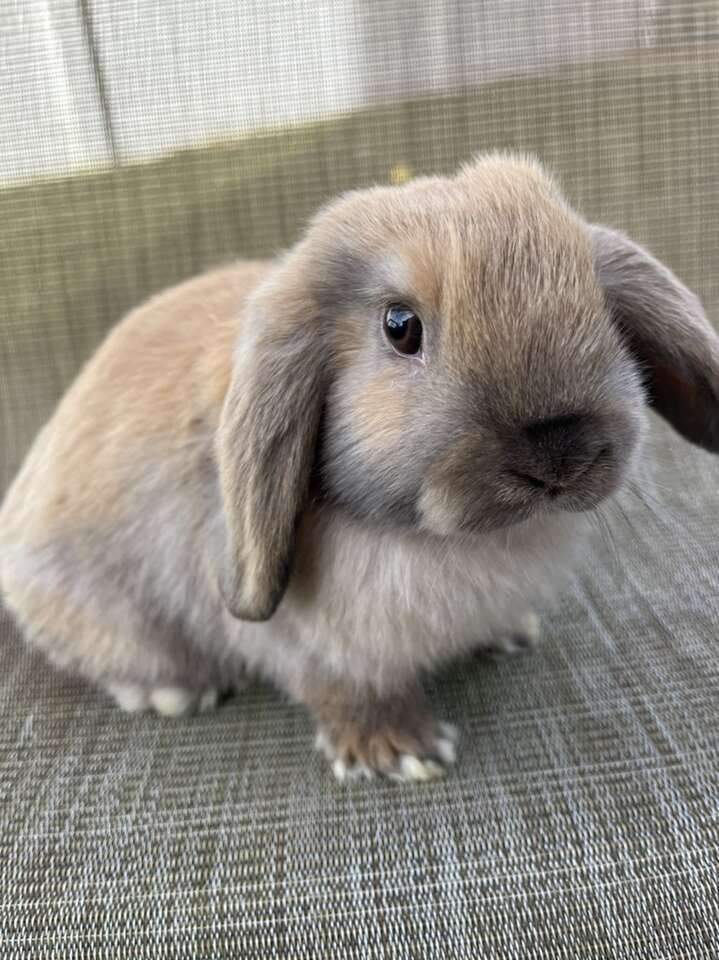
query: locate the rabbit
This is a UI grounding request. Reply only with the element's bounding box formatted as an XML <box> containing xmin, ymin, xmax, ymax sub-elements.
<box><xmin>2</xmin><ymin>153</ymin><xmax>718</xmax><ymax>783</ymax></box>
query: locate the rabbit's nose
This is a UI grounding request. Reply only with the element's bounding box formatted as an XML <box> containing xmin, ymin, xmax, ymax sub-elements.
<box><xmin>510</xmin><ymin>414</ymin><xmax>608</xmax><ymax>497</ymax></box>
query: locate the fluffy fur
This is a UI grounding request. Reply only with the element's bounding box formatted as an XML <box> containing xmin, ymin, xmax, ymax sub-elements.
<box><xmin>2</xmin><ymin>154</ymin><xmax>718</xmax><ymax>781</ymax></box>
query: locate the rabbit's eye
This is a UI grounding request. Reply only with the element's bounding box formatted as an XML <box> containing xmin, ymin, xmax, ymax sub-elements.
<box><xmin>383</xmin><ymin>304</ymin><xmax>423</xmax><ymax>356</ymax></box>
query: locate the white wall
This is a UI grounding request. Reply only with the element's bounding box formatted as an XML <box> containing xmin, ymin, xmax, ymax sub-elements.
<box><xmin>0</xmin><ymin>0</ymin><xmax>665</xmax><ymax>184</ymax></box>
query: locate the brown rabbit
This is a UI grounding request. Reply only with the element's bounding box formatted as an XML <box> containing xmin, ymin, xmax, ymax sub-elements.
<box><xmin>2</xmin><ymin>155</ymin><xmax>718</xmax><ymax>782</ymax></box>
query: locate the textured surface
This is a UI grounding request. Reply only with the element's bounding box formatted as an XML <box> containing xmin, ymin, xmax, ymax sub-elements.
<box><xmin>3</xmin><ymin>7</ymin><xmax>719</xmax><ymax>957</ymax></box>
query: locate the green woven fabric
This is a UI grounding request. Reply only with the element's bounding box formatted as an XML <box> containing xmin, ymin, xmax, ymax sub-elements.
<box><xmin>2</xmin><ymin>22</ymin><xmax>719</xmax><ymax>959</ymax></box>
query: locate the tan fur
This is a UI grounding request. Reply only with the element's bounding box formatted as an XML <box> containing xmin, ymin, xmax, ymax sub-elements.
<box><xmin>2</xmin><ymin>154</ymin><xmax>718</xmax><ymax>781</ymax></box>
<box><xmin>352</xmin><ymin>371</ymin><xmax>411</xmax><ymax>448</ymax></box>
<box><xmin>2</xmin><ymin>262</ymin><xmax>269</xmax><ymax>541</ymax></box>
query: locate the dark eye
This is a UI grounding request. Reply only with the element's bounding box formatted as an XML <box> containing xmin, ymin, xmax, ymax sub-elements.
<box><xmin>383</xmin><ymin>304</ymin><xmax>423</xmax><ymax>356</ymax></box>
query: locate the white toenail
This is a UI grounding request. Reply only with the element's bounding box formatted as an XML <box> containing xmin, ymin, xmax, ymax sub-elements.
<box><xmin>149</xmin><ymin>687</ymin><xmax>195</xmax><ymax>717</ymax></box>
<box><xmin>107</xmin><ymin>683</ymin><xmax>147</xmax><ymax>713</ymax></box>
<box><xmin>332</xmin><ymin>759</ymin><xmax>348</xmax><ymax>783</ymax></box>
<box><xmin>198</xmin><ymin>689</ymin><xmax>218</xmax><ymax>713</ymax></box>
<box><xmin>435</xmin><ymin>737</ymin><xmax>457</xmax><ymax>766</ymax></box>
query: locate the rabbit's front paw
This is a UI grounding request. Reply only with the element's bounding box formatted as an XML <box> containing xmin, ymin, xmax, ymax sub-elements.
<box><xmin>106</xmin><ymin>682</ymin><xmax>219</xmax><ymax>717</ymax></box>
<box><xmin>314</xmin><ymin>707</ymin><xmax>459</xmax><ymax>784</ymax></box>
<box><xmin>479</xmin><ymin>611</ymin><xmax>541</xmax><ymax>657</ymax></box>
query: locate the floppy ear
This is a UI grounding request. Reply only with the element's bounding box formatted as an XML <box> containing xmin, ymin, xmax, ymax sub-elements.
<box><xmin>590</xmin><ymin>225</ymin><xmax>719</xmax><ymax>452</ymax></box>
<box><xmin>216</xmin><ymin>259</ymin><xmax>327</xmax><ymax>621</ymax></box>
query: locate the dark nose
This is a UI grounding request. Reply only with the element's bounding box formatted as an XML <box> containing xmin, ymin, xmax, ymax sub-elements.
<box><xmin>513</xmin><ymin>414</ymin><xmax>604</xmax><ymax>496</ymax></box>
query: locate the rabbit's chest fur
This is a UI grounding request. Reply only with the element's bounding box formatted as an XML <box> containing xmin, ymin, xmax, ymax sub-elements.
<box><xmin>249</xmin><ymin>507</ymin><xmax>590</xmax><ymax>695</ymax></box>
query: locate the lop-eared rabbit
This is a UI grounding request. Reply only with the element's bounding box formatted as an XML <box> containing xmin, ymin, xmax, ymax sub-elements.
<box><xmin>2</xmin><ymin>156</ymin><xmax>718</xmax><ymax>782</ymax></box>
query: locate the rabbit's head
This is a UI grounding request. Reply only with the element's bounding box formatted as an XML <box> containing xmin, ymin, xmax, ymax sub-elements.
<box><xmin>217</xmin><ymin>155</ymin><xmax>719</xmax><ymax>620</ymax></box>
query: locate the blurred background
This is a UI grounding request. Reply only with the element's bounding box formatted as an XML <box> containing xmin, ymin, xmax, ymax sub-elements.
<box><xmin>1</xmin><ymin>0</ymin><xmax>718</xmax><ymax>487</ymax></box>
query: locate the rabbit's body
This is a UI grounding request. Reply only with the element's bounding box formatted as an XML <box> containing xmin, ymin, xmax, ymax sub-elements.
<box><xmin>0</xmin><ymin>265</ymin><xmax>259</xmax><ymax>687</ymax></box>
<box><xmin>0</xmin><ymin>262</ymin><xmax>583</xmax><ymax>704</ymax></box>
<box><xmin>3</xmin><ymin>155</ymin><xmax>718</xmax><ymax>781</ymax></box>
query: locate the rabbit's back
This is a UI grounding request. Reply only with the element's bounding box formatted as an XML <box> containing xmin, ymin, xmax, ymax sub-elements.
<box><xmin>0</xmin><ymin>261</ymin><xmax>269</xmax><ymax>685</ymax></box>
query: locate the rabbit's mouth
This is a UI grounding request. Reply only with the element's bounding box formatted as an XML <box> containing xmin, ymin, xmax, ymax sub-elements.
<box><xmin>419</xmin><ymin>477</ymin><xmax>618</xmax><ymax>538</ymax></box>
<box><xmin>504</xmin><ymin>441</ymin><xmax>620</xmax><ymax>510</ymax></box>
<box><xmin>417</xmin><ymin>416</ymin><xmax>641</xmax><ymax>538</ymax></box>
